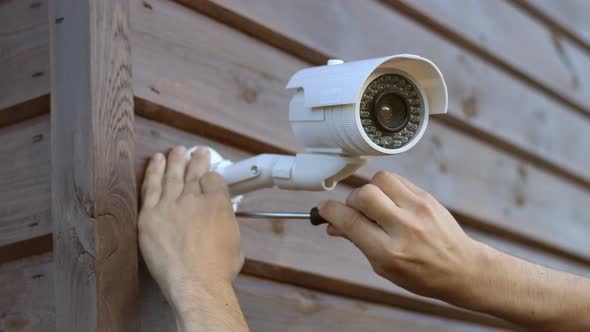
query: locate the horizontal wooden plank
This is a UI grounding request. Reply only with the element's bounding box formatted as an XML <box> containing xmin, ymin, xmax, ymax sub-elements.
<box><xmin>0</xmin><ymin>0</ymin><xmax>47</xmax><ymax>60</ymax></box>
<box><xmin>202</xmin><ymin>0</ymin><xmax>590</xmax><ymax>189</ymax></box>
<box><xmin>0</xmin><ymin>116</ymin><xmax>50</xmax><ymax>247</ymax></box>
<box><xmin>389</xmin><ymin>0</ymin><xmax>590</xmax><ymax>119</ymax></box>
<box><xmin>3</xmin><ymin>114</ymin><xmax>590</xmax><ymax>328</ymax></box>
<box><xmin>0</xmin><ymin>254</ymin><xmax>510</xmax><ymax>332</ymax></box>
<box><xmin>515</xmin><ymin>0</ymin><xmax>590</xmax><ymax>51</ymax></box>
<box><xmin>0</xmin><ymin>0</ymin><xmax>49</xmax><ymax>111</ymax></box>
<box><xmin>0</xmin><ymin>253</ymin><xmax>54</xmax><ymax>332</ymax></box>
<box><xmin>129</xmin><ymin>0</ymin><xmax>590</xmax><ymax>261</ymax></box>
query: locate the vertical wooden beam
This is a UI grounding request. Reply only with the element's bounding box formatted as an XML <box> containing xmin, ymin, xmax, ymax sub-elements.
<box><xmin>49</xmin><ymin>0</ymin><xmax>138</xmax><ymax>331</ymax></box>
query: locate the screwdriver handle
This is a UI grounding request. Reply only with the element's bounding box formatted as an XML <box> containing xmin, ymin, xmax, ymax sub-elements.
<box><xmin>309</xmin><ymin>207</ymin><xmax>329</xmax><ymax>226</ymax></box>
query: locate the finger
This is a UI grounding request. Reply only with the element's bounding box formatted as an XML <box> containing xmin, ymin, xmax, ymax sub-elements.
<box><xmin>318</xmin><ymin>200</ymin><xmax>389</xmax><ymax>259</ymax></box>
<box><xmin>345</xmin><ymin>184</ymin><xmax>401</xmax><ymax>234</ymax></box>
<box><xmin>162</xmin><ymin>146</ymin><xmax>188</xmax><ymax>201</ymax></box>
<box><xmin>394</xmin><ymin>173</ymin><xmax>427</xmax><ymax>196</ymax></box>
<box><xmin>182</xmin><ymin>147</ymin><xmax>210</xmax><ymax>197</ymax></box>
<box><xmin>394</xmin><ymin>174</ymin><xmax>444</xmax><ymax>212</ymax></box>
<box><xmin>200</xmin><ymin>171</ymin><xmax>229</xmax><ymax>196</ymax></box>
<box><xmin>326</xmin><ymin>224</ymin><xmax>346</xmax><ymax>237</ymax></box>
<box><xmin>141</xmin><ymin>152</ymin><xmax>166</xmax><ymax>209</ymax></box>
<box><xmin>370</xmin><ymin>171</ymin><xmax>420</xmax><ymax>208</ymax></box>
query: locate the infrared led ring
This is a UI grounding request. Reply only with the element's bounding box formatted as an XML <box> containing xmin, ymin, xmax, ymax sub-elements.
<box><xmin>360</xmin><ymin>73</ymin><xmax>423</xmax><ymax>149</ymax></box>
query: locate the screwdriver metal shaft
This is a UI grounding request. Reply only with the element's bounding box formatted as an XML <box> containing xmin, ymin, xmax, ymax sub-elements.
<box><xmin>235</xmin><ymin>211</ymin><xmax>309</xmax><ymax>219</ymax></box>
<box><xmin>235</xmin><ymin>207</ymin><xmax>328</xmax><ymax>226</ymax></box>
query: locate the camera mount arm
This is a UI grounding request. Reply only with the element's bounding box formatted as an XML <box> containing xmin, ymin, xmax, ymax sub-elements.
<box><xmin>217</xmin><ymin>153</ymin><xmax>366</xmax><ymax>196</ymax></box>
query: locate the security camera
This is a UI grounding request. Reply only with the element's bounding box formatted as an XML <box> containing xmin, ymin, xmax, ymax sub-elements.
<box><xmin>288</xmin><ymin>55</ymin><xmax>447</xmax><ymax>155</ymax></box>
<box><xmin>197</xmin><ymin>55</ymin><xmax>447</xmax><ymax>196</ymax></box>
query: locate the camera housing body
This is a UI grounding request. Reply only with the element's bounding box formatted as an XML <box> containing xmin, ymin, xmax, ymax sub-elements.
<box><xmin>288</xmin><ymin>55</ymin><xmax>447</xmax><ymax>155</ymax></box>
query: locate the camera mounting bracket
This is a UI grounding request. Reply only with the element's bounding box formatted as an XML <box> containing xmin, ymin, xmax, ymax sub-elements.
<box><xmin>218</xmin><ymin>153</ymin><xmax>367</xmax><ymax>196</ymax></box>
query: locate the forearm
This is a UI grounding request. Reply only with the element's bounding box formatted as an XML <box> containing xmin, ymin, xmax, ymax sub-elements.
<box><xmin>446</xmin><ymin>242</ymin><xmax>590</xmax><ymax>331</ymax></box>
<box><xmin>170</xmin><ymin>280</ymin><xmax>249</xmax><ymax>332</ymax></box>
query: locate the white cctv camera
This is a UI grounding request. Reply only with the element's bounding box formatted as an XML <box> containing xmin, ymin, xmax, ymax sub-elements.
<box><xmin>288</xmin><ymin>55</ymin><xmax>447</xmax><ymax>155</ymax></box>
<box><xmin>201</xmin><ymin>55</ymin><xmax>447</xmax><ymax>196</ymax></box>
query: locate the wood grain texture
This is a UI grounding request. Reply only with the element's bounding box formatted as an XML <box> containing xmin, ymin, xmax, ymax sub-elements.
<box><xmin>49</xmin><ymin>0</ymin><xmax>138</xmax><ymax>330</ymax></box>
<box><xmin>0</xmin><ymin>116</ymin><xmax>50</xmax><ymax>247</ymax></box>
<box><xmin>0</xmin><ymin>255</ymin><xmax>512</xmax><ymax>332</ymax></box>
<box><xmin>0</xmin><ymin>253</ymin><xmax>54</xmax><ymax>332</ymax></box>
<box><xmin>386</xmin><ymin>0</ymin><xmax>590</xmax><ymax>120</ymax></box>
<box><xmin>200</xmin><ymin>0</ymin><xmax>590</xmax><ymax>190</ymax></box>
<box><xmin>0</xmin><ymin>0</ymin><xmax>49</xmax><ymax>112</ymax></box>
<box><xmin>129</xmin><ymin>0</ymin><xmax>590</xmax><ymax>261</ymax></box>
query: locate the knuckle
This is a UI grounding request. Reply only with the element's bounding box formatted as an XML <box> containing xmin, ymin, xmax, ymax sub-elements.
<box><xmin>415</xmin><ymin>200</ymin><xmax>434</xmax><ymax>216</ymax></box>
<box><xmin>211</xmin><ymin>190</ymin><xmax>229</xmax><ymax>202</ymax></box>
<box><xmin>342</xmin><ymin>211</ymin><xmax>363</xmax><ymax>232</ymax></box>
<box><xmin>321</xmin><ymin>200</ymin><xmax>339</xmax><ymax>218</ymax></box>
<box><xmin>407</xmin><ymin>222</ymin><xmax>427</xmax><ymax>238</ymax></box>
<box><xmin>178</xmin><ymin>192</ymin><xmax>197</xmax><ymax>204</ymax></box>
<box><xmin>163</xmin><ymin>173</ymin><xmax>183</xmax><ymax>184</ymax></box>
<box><xmin>384</xmin><ymin>244</ymin><xmax>403</xmax><ymax>262</ymax></box>
<box><xmin>203</xmin><ymin>171</ymin><xmax>223</xmax><ymax>183</ymax></box>
<box><xmin>354</xmin><ymin>184</ymin><xmax>380</xmax><ymax>205</ymax></box>
<box><xmin>371</xmin><ymin>170</ymin><xmax>391</xmax><ymax>184</ymax></box>
<box><xmin>321</xmin><ymin>201</ymin><xmax>338</xmax><ymax>216</ymax></box>
<box><xmin>418</xmin><ymin>190</ymin><xmax>433</xmax><ymax>200</ymax></box>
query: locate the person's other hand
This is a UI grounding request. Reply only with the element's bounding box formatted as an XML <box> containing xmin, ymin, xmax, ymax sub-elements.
<box><xmin>319</xmin><ymin>171</ymin><xmax>482</xmax><ymax>301</ymax></box>
<box><xmin>138</xmin><ymin>146</ymin><xmax>243</xmax><ymax>310</ymax></box>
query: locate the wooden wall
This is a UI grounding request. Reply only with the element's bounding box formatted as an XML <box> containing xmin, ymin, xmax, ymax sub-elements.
<box><xmin>1</xmin><ymin>0</ymin><xmax>589</xmax><ymax>330</ymax></box>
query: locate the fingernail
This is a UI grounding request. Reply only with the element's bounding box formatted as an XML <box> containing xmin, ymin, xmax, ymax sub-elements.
<box><xmin>196</xmin><ymin>146</ymin><xmax>210</xmax><ymax>156</ymax></box>
<box><xmin>172</xmin><ymin>146</ymin><xmax>186</xmax><ymax>155</ymax></box>
<box><xmin>152</xmin><ymin>152</ymin><xmax>164</xmax><ymax>161</ymax></box>
<box><xmin>318</xmin><ymin>201</ymin><xmax>327</xmax><ymax>211</ymax></box>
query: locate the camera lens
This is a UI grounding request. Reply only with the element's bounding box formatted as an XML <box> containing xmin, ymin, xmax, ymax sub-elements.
<box><xmin>374</xmin><ymin>93</ymin><xmax>409</xmax><ymax>132</ymax></box>
<box><xmin>360</xmin><ymin>73</ymin><xmax>422</xmax><ymax>149</ymax></box>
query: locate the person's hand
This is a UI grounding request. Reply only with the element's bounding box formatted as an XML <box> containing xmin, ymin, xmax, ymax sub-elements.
<box><xmin>318</xmin><ymin>171</ymin><xmax>483</xmax><ymax>301</ymax></box>
<box><xmin>138</xmin><ymin>146</ymin><xmax>243</xmax><ymax>312</ymax></box>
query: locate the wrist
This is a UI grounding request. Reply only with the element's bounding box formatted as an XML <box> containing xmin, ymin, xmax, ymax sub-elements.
<box><xmin>166</xmin><ymin>274</ymin><xmax>235</xmax><ymax>315</ymax></box>
<box><xmin>170</xmin><ymin>278</ymin><xmax>244</xmax><ymax>332</ymax></box>
<box><xmin>442</xmin><ymin>240</ymin><xmax>500</xmax><ymax>309</ymax></box>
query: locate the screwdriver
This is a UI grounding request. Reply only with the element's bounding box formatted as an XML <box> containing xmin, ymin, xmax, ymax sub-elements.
<box><xmin>235</xmin><ymin>207</ymin><xmax>328</xmax><ymax>226</ymax></box>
